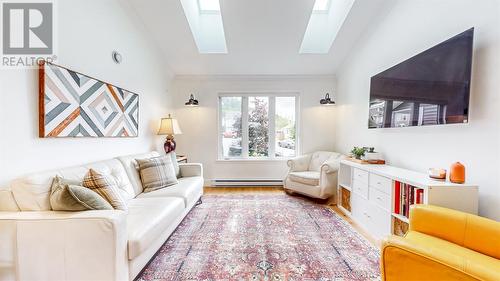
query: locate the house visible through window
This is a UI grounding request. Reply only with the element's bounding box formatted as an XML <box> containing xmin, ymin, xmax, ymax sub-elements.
<box><xmin>219</xmin><ymin>94</ymin><xmax>298</xmax><ymax>159</ymax></box>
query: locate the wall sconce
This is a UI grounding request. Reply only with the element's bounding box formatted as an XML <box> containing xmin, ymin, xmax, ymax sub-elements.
<box><xmin>185</xmin><ymin>94</ymin><xmax>199</xmax><ymax>106</ymax></box>
<box><xmin>111</xmin><ymin>51</ymin><xmax>122</xmax><ymax>64</ymax></box>
<box><xmin>320</xmin><ymin>93</ymin><xmax>335</xmax><ymax>105</ymax></box>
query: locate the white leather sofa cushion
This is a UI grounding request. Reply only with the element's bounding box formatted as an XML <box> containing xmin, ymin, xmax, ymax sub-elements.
<box><xmin>11</xmin><ymin>159</ymin><xmax>136</xmax><ymax>211</ymax></box>
<box><xmin>136</xmin><ymin>176</ymin><xmax>203</xmax><ymax>207</ymax></box>
<box><xmin>0</xmin><ymin>188</ymin><xmax>19</xmax><ymax>211</ymax></box>
<box><xmin>127</xmin><ymin>197</ymin><xmax>184</xmax><ymax>260</ymax></box>
<box><xmin>288</xmin><ymin>171</ymin><xmax>320</xmax><ymax>186</ymax></box>
<box><xmin>117</xmin><ymin>151</ymin><xmax>160</xmax><ymax>196</ymax></box>
<box><xmin>0</xmin><ymin>210</ymin><xmax>128</xmax><ymax>281</ymax></box>
<box><xmin>308</xmin><ymin>151</ymin><xmax>341</xmax><ymax>172</ymax></box>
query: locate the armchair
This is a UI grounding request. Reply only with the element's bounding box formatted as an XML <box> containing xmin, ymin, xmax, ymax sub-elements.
<box><xmin>381</xmin><ymin>205</ymin><xmax>500</xmax><ymax>281</ymax></box>
<box><xmin>284</xmin><ymin>151</ymin><xmax>344</xmax><ymax>200</ymax></box>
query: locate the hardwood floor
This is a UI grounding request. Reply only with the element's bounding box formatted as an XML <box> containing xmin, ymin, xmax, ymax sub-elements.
<box><xmin>203</xmin><ymin>186</ymin><xmax>379</xmax><ymax>246</ymax></box>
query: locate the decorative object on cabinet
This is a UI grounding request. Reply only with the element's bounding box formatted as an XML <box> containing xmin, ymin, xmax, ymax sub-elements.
<box><xmin>428</xmin><ymin>168</ymin><xmax>447</xmax><ymax>180</ymax></box>
<box><xmin>319</xmin><ymin>93</ymin><xmax>335</xmax><ymax>105</ymax></box>
<box><xmin>158</xmin><ymin>114</ymin><xmax>183</xmax><ymax>153</ymax></box>
<box><xmin>39</xmin><ymin>61</ymin><xmax>139</xmax><ymax>138</ymax></box>
<box><xmin>350</xmin><ymin>147</ymin><xmax>366</xmax><ymax>160</ymax></box>
<box><xmin>346</xmin><ymin>158</ymin><xmax>386</xmax><ymax>165</ymax></box>
<box><xmin>337</xmin><ymin>159</ymin><xmax>478</xmax><ymax>241</ymax></box>
<box><xmin>450</xmin><ymin>162</ymin><xmax>466</xmax><ymax>184</ymax></box>
<box><xmin>363</xmin><ymin>147</ymin><xmax>382</xmax><ymax>161</ymax></box>
<box><xmin>185</xmin><ymin>94</ymin><xmax>199</xmax><ymax>106</ymax></box>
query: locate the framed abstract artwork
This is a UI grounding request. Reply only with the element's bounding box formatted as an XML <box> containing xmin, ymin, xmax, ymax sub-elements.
<box><xmin>39</xmin><ymin>61</ymin><xmax>139</xmax><ymax>137</ymax></box>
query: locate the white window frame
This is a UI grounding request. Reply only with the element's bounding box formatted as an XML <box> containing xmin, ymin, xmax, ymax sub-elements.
<box><xmin>217</xmin><ymin>92</ymin><xmax>300</xmax><ymax>161</ymax></box>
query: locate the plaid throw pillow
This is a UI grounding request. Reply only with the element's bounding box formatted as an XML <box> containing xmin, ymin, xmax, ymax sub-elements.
<box><xmin>136</xmin><ymin>156</ymin><xmax>178</xmax><ymax>193</ymax></box>
<box><xmin>83</xmin><ymin>169</ymin><xmax>128</xmax><ymax>210</ymax></box>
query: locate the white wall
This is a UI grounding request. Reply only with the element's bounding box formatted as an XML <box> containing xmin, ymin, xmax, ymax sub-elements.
<box><xmin>334</xmin><ymin>0</ymin><xmax>500</xmax><ymax>220</ymax></box>
<box><xmin>0</xmin><ymin>0</ymin><xmax>174</xmax><ymax>187</ymax></box>
<box><xmin>171</xmin><ymin>76</ymin><xmax>336</xmax><ymax>184</ymax></box>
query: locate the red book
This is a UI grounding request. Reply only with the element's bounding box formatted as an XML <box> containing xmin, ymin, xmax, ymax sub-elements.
<box><xmin>394</xmin><ymin>181</ymin><xmax>401</xmax><ymax>214</ymax></box>
<box><xmin>416</xmin><ymin>189</ymin><xmax>424</xmax><ymax>204</ymax></box>
<box><xmin>405</xmin><ymin>184</ymin><xmax>410</xmax><ymax>217</ymax></box>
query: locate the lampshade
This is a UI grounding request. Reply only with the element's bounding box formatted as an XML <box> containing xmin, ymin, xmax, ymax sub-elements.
<box><xmin>157</xmin><ymin>115</ymin><xmax>182</xmax><ymax>135</ymax></box>
<box><xmin>320</xmin><ymin>93</ymin><xmax>335</xmax><ymax>105</ymax></box>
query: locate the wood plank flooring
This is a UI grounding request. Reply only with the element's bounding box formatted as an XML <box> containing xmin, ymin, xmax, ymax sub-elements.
<box><xmin>203</xmin><ymin>186</ymin><xmax>378</xmax><ymax>246</ymax></box>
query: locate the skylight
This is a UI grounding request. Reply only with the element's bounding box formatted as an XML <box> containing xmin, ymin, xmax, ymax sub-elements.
<box><xmin>198</xmin><ymin>0</ymin><xmax>220</xmax><ymax>13</ymax></box>
<box><xmin>300</xmin><ymin>0</ymin><xmax>355</xmax><ymax>54</ymax></box>
<box><xmin>180</xmin><ymin>0</ymin><xmax>228</xmax><ymax>54</ymax></box>
<box><xmin>313</xmin><ymin>0</ymin><xmax>331</xmax><ymax>12</ymax></box>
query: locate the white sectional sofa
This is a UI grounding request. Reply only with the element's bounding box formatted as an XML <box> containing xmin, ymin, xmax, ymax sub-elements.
<box><xmin>0</xmin><ymin>151</ymin><xmax>203</xmax><ymax>281</ymax></box>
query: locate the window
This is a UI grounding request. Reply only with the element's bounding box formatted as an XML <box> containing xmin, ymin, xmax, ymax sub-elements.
<box><xmin>219</xmin><ymin>94</ymin><xmax>298</xmax><ymax>160</ymax></box>
<box><xmin>313</xmin><ymin>0</ymin><xmax>331</xmax><ymax>12</ymax></box>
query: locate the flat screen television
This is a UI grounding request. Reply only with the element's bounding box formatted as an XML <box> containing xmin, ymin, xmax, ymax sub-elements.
<box><xmin>368</xmin><ymin>28</ymin><xmax>474</xmax><ymax>129</ymax></box>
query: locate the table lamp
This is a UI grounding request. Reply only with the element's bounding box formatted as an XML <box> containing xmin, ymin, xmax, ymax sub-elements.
<box><xmin>158</xmin><ymin>114</ymin><xmax>182</xmax><ymax>153</ymax></box>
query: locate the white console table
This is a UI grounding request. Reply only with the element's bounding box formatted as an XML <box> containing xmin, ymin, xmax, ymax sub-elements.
<box><xmin>337</xmin><ymin>159</ymin><xmax>478</xmax><ymax>241</ymax></box>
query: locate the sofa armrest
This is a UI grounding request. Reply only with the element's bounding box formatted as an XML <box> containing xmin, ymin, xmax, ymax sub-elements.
<box><xmin>320</xmin><ymin>160</ymin><xmax>341</xmax><ymax>174</ymax></box>
<box><xmin>179</xmin><ymin>163</ymin><xmax>203</xmax><ymax>178</ymax></box>
<box><xmin>286</xmin><ymin>154</ymin><xmax>311</xmax><ymax>172</ymax></box>
<box><xmin>0</xmin><ymin>210</ymin><xmax>128</xmax><ymax>281</ymax></box>
<box><xmin>380</xmin><ymin>234</ymin><xmax>494</xmax><ymax>281</ymax></box>
<box><xmin>409</xmin><ymin>204</ymin><xmax>500</xmax><ymax>260</ymax></box>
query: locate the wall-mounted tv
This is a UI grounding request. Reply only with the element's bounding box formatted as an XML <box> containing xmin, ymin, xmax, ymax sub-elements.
<box><xmin>368</xmin><ymin>28</ymin><xmax>474</xmax><ymax>129</ymax></box>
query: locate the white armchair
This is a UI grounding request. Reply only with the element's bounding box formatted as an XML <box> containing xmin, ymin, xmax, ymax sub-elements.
<box><xmin>284</xmin><ymin>151</ymin><xmax>345</xmax><ymax>200</ymax></box>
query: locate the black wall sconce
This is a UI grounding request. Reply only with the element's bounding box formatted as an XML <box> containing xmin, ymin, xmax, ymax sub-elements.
<box><xmin>320</xmin><ymin>93</ymin><xmax>335</xmax><ymax>105</ymax></box>
<box><xmin>185</xmin><ymin>94</ymin><xmax>199</xmax><ymax>106</ymax></box>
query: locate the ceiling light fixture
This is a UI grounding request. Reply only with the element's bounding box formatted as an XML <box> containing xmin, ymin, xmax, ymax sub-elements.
<box><xmin>320</xmin><ymin>93</ymin><xmax>335</xmax><ymax>105</ymax></box>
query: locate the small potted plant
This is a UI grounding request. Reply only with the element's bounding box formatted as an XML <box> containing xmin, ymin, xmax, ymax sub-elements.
<box><xmin>350</xmin><ymin>147</ymin><xmax>366</xmax><ymax>160</ymax></box>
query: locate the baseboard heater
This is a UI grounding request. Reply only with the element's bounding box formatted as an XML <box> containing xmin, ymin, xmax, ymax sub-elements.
<box><xmin>211</xmin><ymin>179</ymin><xmax>283</xmax><ymax>187</ymax></box>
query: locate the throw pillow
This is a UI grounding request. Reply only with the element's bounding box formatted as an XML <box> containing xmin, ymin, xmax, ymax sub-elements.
<box><xmin>67</xmin><ymin>185</ymin><xmax>113</xmax><ymax>210</ymax></box>
<box><xmin>50</xmin><ymin>176</ymin><xmax>112</xmax><ymax>211</ymax></box>
<box><xmin>136</xmin><ymin>155</ymin><xmax>178</xmax><ymax>193</ymax></box>
<box><xmin>167</xmin><ymin>152</ymin><xmax>181</xmax><ymax>178</ymax></box>
<box><xmin>83</xmin><ymin>169</ymin><xmax>128</xmax><ymax>210</ymax></box>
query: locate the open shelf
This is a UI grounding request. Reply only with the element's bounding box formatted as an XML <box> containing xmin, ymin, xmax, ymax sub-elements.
<box><xmin>339</xmin><ymin>182</ymin><xmax>351</xmax><ymax>191</ymax></box>
<box><xmin>391</xmin><ymin>213</ymin><xmax>409</xmax><ymax>223</ymax></box>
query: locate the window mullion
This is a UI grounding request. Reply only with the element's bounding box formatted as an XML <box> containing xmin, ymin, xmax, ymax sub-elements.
<box><xmin>268</xmin><ymin>96</ymin><xmax>276</xmax><ymax>158</ymax></box>
<box><xmin>241</xmin><ymin>96</ymin><xmax>249</xmax><ymax>158</ymax></box>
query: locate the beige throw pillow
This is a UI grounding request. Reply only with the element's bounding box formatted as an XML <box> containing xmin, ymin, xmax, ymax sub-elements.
<box><xmin>136</xmin><ymin>155</ymin><xmax>178</xmax><ymax>193</ymax></box>
<box><xmin>83</xmin><ymin>169</ymin><xmax>128</xmax><ymax>210</ymax></box>
<box><xmin>50</xmin><ymin>176</ymin><xmax>113</xmax><ymax>211</ymax></box>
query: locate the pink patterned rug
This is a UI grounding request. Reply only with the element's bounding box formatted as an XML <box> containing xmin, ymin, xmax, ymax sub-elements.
<box><xmin>137</xmin><ymin>194</ymin><xmax>380</xmax><ymax>281</ymax></box>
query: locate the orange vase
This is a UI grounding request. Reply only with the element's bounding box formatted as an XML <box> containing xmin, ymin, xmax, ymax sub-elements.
<box><xmin>450</xmin><ymin>162</ymin><xmax>465</xmax><ymax>184</ymax></box>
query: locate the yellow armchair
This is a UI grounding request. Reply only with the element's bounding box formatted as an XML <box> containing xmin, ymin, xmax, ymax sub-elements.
<box><xmin>381</xmin><ymin>205</ymin><xmax>500</xmax><ymax>281</ymax></box>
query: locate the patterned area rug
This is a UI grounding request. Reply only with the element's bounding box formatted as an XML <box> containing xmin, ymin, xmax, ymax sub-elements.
<box><xmin>137</xmin><ymin>194</ymin><xmax>380</xmax><ymax>281</ymax></box>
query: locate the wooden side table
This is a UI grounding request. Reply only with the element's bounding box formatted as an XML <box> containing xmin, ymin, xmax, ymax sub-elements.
<box><xmin>176</xmin><ymin>155</ymin><xmax>188</xmax><ymax>163</ymax></box>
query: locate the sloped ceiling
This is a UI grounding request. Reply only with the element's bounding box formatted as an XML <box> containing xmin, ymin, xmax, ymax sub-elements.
<box><xmin>126</xmin><ymin>0</ymin><xmax>394</xmax><ymax>75</ymax></box>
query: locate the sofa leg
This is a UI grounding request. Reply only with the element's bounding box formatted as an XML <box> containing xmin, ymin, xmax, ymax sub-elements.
<box><xmin>284</xmin><ymin>189</ymin><xmax>295</xmax><ymax>195</ymax></box>
<box><xmin>196</xmin><ymin>197</ymin><xmax>203</xmax><ymax>206</ymax></box>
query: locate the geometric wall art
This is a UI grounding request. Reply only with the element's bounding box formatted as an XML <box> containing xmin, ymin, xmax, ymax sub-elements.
<box><xmin>39</xmin><ymin>61</ymin><xmax>139</xmax><ymax>137</ymax></box>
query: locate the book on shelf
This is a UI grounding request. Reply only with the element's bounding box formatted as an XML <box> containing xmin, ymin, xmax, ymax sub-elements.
<box><xmin>394</xmin><ymin>181</ymin><xmax>424</xmax><ymax>218</ymax></box>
